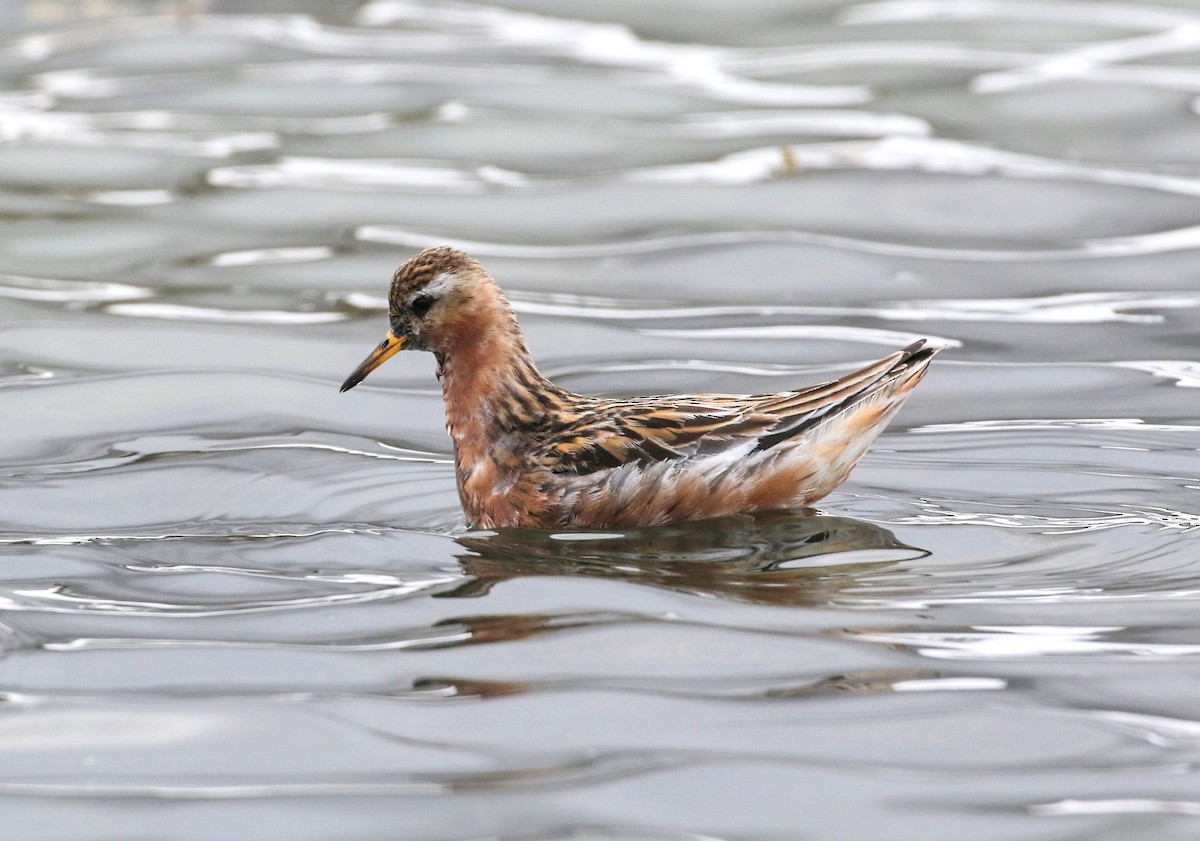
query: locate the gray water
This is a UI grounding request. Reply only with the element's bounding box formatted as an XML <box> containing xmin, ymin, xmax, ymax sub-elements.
<box><xmin>3</xmin><ymin>1</ymin><xmax>1200</xmax><ymax>839</ymax></box>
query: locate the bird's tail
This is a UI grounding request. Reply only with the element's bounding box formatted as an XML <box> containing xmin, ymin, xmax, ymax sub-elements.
<box><xmin>754</xmin><ymin>339</ymin><xmax>938</xmax><ymax>453</ymax></box>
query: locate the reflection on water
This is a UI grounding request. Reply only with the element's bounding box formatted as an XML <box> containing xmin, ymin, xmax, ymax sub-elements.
<box><xmin>4</xmin><ymin>0</ymin><xmax>1200</xmax><ymax>838</ymax></box>
<box><xmin>452</xmin><ymin>511</ymin><xmax>927</xmax><ymax>606</ymax></box>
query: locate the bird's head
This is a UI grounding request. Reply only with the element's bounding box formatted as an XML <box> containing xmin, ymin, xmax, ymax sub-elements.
<box><xmin>340</xmin><ymin>246</ymin><xmax>505</xmax><ymax>392</ymax></box>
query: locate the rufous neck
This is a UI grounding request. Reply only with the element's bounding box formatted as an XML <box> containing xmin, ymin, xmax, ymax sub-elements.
<box><xmin>436</xmin><ymin>304</ymin><xmax>556</xmax><ymax>452</ymax></box>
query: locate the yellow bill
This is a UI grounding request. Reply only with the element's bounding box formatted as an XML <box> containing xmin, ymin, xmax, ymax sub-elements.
<box><xmin>340</xmin><ymin>330</ymin><xmax>406</xmax><ymax>392</ymax></box>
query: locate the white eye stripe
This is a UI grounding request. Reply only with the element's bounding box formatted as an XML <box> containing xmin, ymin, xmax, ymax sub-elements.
<box><xmin>417</xmin><ymin>271</ymin><xmax>458</xmax><ymax>301</ymax></box>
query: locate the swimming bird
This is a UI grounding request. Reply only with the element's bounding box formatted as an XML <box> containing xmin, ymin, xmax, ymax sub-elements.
<box><xmin>340</xmin><ymin>247</ymin><xmax>937</xmax><ymax>529</ymax></box>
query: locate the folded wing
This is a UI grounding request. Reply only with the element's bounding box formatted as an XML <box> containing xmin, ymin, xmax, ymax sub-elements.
<box><xmin>539</xmin><ymin>341</ymin><xmax>936</xmax><ymax>476</ymax></box>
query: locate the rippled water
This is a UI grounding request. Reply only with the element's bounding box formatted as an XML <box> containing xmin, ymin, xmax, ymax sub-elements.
<box><xmin>3</xmin><ymin>1</ymin><xmax>1200</xmax><ymax>838</ymax></box>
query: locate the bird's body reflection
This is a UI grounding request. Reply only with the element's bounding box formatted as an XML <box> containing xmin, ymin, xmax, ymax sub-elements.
<box><xmin>444</xmin><ymin>510</ymin><xmax>928</xmax><ymax>607</ymax></box>
<box><xmin>411</xmin><ymin>511</ymin><xmax>932</xmax><ymax>700</ymax></box>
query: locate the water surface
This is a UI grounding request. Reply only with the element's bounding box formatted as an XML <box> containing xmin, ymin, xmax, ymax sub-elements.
<box><xmin>3</xmin><ymin>1</ymin><xmax>1200</xmax><ymax>839</ymax></box>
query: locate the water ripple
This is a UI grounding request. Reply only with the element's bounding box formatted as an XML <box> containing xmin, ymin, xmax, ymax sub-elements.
<box><xmin>513</xmin><ymin>290</ymin><xmax>1200</xmax><ymax>325</ymax></box>
<box><xmin>911</xmin><ymin>418</ymin><xmax>1200</xmax><ymax>434</ymax></box>
<box><xmin>0</xmin><ymin>102</ymin><xmax>278</xmax><ymax>157</ymax></box>
<box><xmin>1091</xmin><ymin>710</ymin><xmax>1200</xmax><ymax>748</ymax></box>
<box><xmin>640</xmin><ymin>324</ymin><xmax>960</xmax><ymax>349</ymax></box>
<box><xmin>972</xmin><ymin>25</ymin><xmax>1200</xmax><ymax>94</ymax></box>
<box><xmin>0</xmin><ymin>750</ymin><xmax>692</xmax><ymax>798</ymax></box>
<box><xmin>0</xmin><ymin>575</ymin><xmax>461</xmax><ymax>616</ymax></box>
<box><xmin>1113</xmin><ymin>360</ymin><xmax>1200</xmax><ymax>388</ymax></box>
<box><xmin>103</xmin><ymin>302</ymin><xmax>347</xmax><ymax>324</ymax></box>
<box><xmin>1030</xmin><ymin>798</ymin><xmax>1200</xmax><ymax>816</ymax></box>
<box><xmin>15</xmin><ymin>9</ymin><xmax>872</xmax><ymax>108</ymax></box>
<box><xmin>221</xmin><ymin>136</ymin><xmax>1200</xmax><ymax>195</ymax></box>
<box><xmin>0</xmin><ymin>274</ymin><xmax>152</xmax><ymax>303</ymax></box>
<box><xmin>357</xmin><ymin>1</ymin><xmax>870</xmax><ymax>106</ymax></box>
<box><xmin>0</xmin><ymin>525</ymin><xmax>416</xmax><ymax>548</ymax></box>
<box><xmin>42</xmin><ymin>611</ymin><xmax>641</xmax><ymax>654</ymax></box>
<box><xmin>209</xmin><ymin>156</ymin><xmax>527</xmax><ymax>192</ymax></box>
<box><xmin>415</xmin><ymin>670</ymin><xmax>1004</xmax><ymax>702</ymax></box>
<box><xmin>652</xmin><ymin>108</ymin><xmax>930</xmax><ymax>138</ymax></box>
<box><xmin>843</xmin><ymin>624</ymin><xmax>1200</xmax><ymax>659</ymax></box>
<box><xmin>894</xmin><ymin>500</ymin><xmax>1200</xmax><ymax>534</ymax></box>
<box><xmin>842</xmin><ymin>1</ymin><xmax>1200</xmax><ymax>98</ymax></box>
<box><xmin>2</xmin><ymin>432</ymin><xmax>448</xmax><ymax>479</ymax></box>
<box><xmin>208</xmin><ymin>246</ymin><xmax>336</xmax><ymax>267</ymax></box>
<box><xmin>629</xmin><ymin>137</ymin><xmax>1200</xmax><ymax>197</ymax></box>
<box><xmin>354</xmin><ymin>222</ymin><xmax>1200</xmax><ymax>263</ymax></box>
<box><xmin>727</xmin><ymin>41</ymin><xmax>1036</xmax><ymax>74</ymax></box>
<box><xmin>78</xmin><ymin>189</ymin><xmax>177</xmax><ymax>206</ymax></box>
<box><xmin>842</xmin><ymin>0</ymin><xmax>1200</xmax><ymax>30</ymax></box>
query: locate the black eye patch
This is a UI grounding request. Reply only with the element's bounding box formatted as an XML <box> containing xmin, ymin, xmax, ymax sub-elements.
<box><xmin>411</xmin><ymin>293</ymin><xmax>436</xmax><ymax>318</ymax></box>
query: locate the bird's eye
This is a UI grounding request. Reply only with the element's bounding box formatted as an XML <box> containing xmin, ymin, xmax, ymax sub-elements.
<box><xmin>411</xmin><ymin>293</ymin><xmax>436</xmax><ymax>318</ymax></box>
